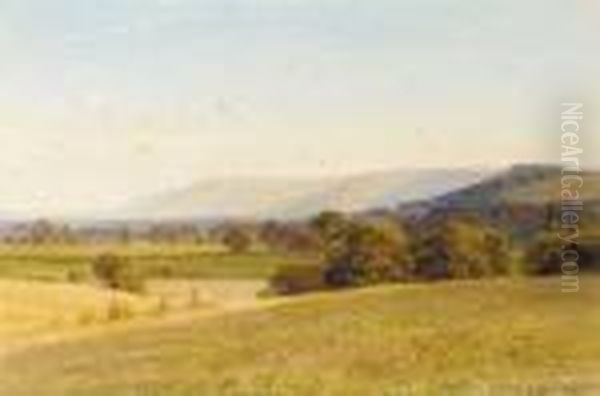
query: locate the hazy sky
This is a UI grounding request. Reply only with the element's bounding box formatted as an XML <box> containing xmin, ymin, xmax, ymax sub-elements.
<box><xmin>0</xmin><ymin>0</ymin><xmax>598</xmax><ymax>215</ymax></box>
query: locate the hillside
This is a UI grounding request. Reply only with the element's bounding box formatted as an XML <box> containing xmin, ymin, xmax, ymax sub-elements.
<box><xmin>422</xmin><ymin>164</ymin><xmax>600</xmax><ymax>209</ymax></box>
<box><xmin>1</xmin><ymin>277</ymin><xmax>599</xmax><ymax>395</ymax></box>
<box><xmin>399</xmin><ymin>165</ymin><xmax>600</xmax><ymax>233</ymax></box>
<box><xmin>116</xmin><ymin>168</ymin><xmax>490</xmax><ymax>220</ymax></box>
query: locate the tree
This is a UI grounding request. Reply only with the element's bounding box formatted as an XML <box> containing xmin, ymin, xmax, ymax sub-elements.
<box><xmin>310</xmin><ymin>211</ymin><xmax>350</xmax><ymax>244</ymax></box>
<box><xmin>223</xmin><ymin>226</ymin><xmax>253</xmax><ymax>253</ymax></box>
<box><xmin>323</xmin><ymin>220</ymin><xmax>414</xmax><ymax>287</ymax></box>
<box><xmin>28</xmin><ymin>219</ymin><xmax>56</xmax><ymax>244</ymax></box>
<box><xmin>92</xmin><ymin>253</ymin><xmax>146</xmax><ymax>293</ymax></box>
<box><xmin>260</xmin><ymin>221</ymin><xmax>320</xmax><ymax>253</ymax></box>
<box><xmin>414</xmin><ymin>217</ymin><xmax>511</xmax><ymax>280</ymax></box>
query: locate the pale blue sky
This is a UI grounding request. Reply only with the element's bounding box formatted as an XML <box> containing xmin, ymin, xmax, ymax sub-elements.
<box><xmin>0</xmin><ymin>0</ymin><xmax>598</xmax><ymax>215</ymax></box>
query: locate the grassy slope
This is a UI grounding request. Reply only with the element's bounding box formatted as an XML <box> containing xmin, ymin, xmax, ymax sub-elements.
<box><xmin>1</xmin><ymin>277</ymin><xmax>599</xmax><ymax>395</ymax></box>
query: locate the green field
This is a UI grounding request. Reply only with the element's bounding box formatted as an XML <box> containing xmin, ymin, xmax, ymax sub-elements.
<box><xmin>1</xmin><ymin>276</ymin><xmax>598</xmax><ymax>395</ymax></box>
<box><xmin>0</xmin><ymin>243</ymin><xmax>315</xmax><ymax>282</ymax></box>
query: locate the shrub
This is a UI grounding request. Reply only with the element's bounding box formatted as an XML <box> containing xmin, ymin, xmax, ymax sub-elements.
<box><xmin>156</xmin><ymin>263</ymin><xmax>175</xmax><ymax>278</ymax></box>
<box><xmin>92</xmin><ymin>253</ymin><xmax>146</xmax><ymax>293</ymax></box>
<box><xmin>270</xmin><ymin>265</ymin><xmax>326</xmax><ymax>295</ymax></box>
<box><xmin>223</xmin><ymin>227</ymin><xmax>253</xmax><ymax>253</ymax></box>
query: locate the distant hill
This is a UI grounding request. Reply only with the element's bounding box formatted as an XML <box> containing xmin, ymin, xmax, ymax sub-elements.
<box><xmin>8</xmin><ymin>164</ymin><xmax>596</xmax><ymax>224</ymax></box>
<box><xmin>434</xmin><ymin>164</ymin><xmax>600</xmax><ymax>207</ymax></box>
<box><xmin>403</xmin><ymin>164</ymin><xmax>600</xmax><ymax>213</ymax></box>
<box><xmin>116</xmin><ymin>168</ymin><xmax>491</xmax><ymax>220</ymax></box>
<box><xmin>398</xmin><ymin>164</ymin><xmax>600</xmax><ymax>239</ymax></box>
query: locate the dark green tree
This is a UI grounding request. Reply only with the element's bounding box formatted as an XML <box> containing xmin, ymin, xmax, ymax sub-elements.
<box><xmin>92</xmin><ymin>253</ymin><xmax>146</xmax><ymax>293</ymax></box>
<box><xmin>414</xmin><ymin>217</ymin><xmax>511</xmax><ymax>280</ymax></box>
<box><xmin>223</xmin><ymin>226</ymin><xmax>253</xmax><ymax>253</ymax></box>
<box><xmin>323</xmin><ymin>220</ymin><xmax>414</xmax><ymax>287</ymax></box>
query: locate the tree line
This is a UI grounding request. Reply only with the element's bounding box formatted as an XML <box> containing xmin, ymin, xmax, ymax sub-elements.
<box><xmin>269</xmin><ymin>210</ymin><xmax>596</xmax><ymax>295</ymax></box>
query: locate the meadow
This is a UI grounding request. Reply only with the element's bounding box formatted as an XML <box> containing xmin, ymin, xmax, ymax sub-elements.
<box><xmin>0</xmin><ymin>242</ymin><xmax>296</xmax><ymax>351</ymax></box>
<box><xmin>0</xmin><ymin>243</ymin><xmax>315</xmax><ymax>282</ymax></box>
<box><xmin>1</xmin><ymin>276</ymin><xmax>599</xmax><ymax>395</ymax></box>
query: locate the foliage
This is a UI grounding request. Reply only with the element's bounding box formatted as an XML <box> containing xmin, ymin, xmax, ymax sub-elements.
<box><xmin>271</xmin><ymin>212</ymin><xmax>515</xmax><ymax>293</ymax></box>
<box><xmin>92</xmin><ymin>253</ymin><xmax>146</xmax><ymax>293</ymax></box>
<box><xmin>317</xmin><ymin>215</ymin><xmax>414</xmax><ymax>288</ymax></box>
<box><xmin>270</xmin><ymin>264</ymin><xmax>326</xmax><ymax>295</ymax></box>
<box><xmin>310</xmin><ymin>211</ymin><xmax>351</xmax><ymax>243</ymax></box>
<box><xmin>260</xmin><ymin>221</ymin><xmax>321</xmax><ymax>253</ymax></box>
<box><xmin>222</xmin><ymin>226</ymin><xmax>253</xmax><ymax>253</ymax></box>
<box><xmin>414</xmin><ymin>217</ymin><xmax>511</xmax><ymax>280</ymax></box>
<box><xmin>525</xmin><ymin>232</ymin><xmax>572</xmax><ymax>275</ymax></box>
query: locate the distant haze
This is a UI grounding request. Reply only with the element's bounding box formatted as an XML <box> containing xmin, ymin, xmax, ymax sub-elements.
<box><xmin>0</xmin><ymin>0</ymin><xmax>598</xmax><ymax>216</ymax></box>
<box><xmin>115</xmin><ymin>167</ymin><xmax>493</xmax><ymax>220</ymax></box>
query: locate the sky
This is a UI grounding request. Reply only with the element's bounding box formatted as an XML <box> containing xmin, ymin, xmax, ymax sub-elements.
<box><xmin>0</xmin><ymin>0</ymin><xmax>598</xmax><ymax>216</ymax></box>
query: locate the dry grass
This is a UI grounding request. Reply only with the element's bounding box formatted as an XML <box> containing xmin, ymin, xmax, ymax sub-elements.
<box><xmin>147</xmin><ymin>279</ymin><xmax>267</xmax><ymax>309</ymax></box>
<box><xmin>1</xmin><ymin>276</ymin><xmax>599</xmax><ymax>395</ymax></box>
<box><xmin>0</xmin><ymin>278</ymin><xmax>267</xmax><ymax>354</ymax></box>
<box><xmin>0</xmin><ymin>280</ymin><xmax>151</xmax><ymax>347</ymax></box>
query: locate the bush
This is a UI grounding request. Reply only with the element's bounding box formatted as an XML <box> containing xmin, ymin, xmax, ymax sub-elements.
<box><xmin>92</xmin><ymin>253</ymin><xmax>146</xmax><ymax>293</ymax></box>
<box><xmin>223</xmin><ymin>227</ymin><xmax>253</xmax><ymax>253</ymax></box>
<box><xmin>270</xmin><ymin>265</ymin><xmax>326</xmax><ymax>295</ymax></box>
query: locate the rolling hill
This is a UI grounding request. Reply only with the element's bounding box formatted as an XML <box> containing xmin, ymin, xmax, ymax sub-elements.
<box><xmin>398</xmin><ymin>164</ymin><xmax>600</xmax><ymax>225</ymax></box>
<box><xmin>429</xmin><ymin>164</ymin><xmax>600</xmax><ymax>209</ymax></box>
<box><xmin>1</xmin><ymin>277</ymin><xmax>599</xmax><ymax>395</ymax></box>
<box><xmin>115</xmin><ymin>168</ymin><xmax>491</xmax><ymax>220</ymax></box>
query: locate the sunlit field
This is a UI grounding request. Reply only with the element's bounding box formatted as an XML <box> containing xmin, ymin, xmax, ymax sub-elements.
<box><xmin>0</xmin><ymin>243</ymin><xmax>315</xmax><ymax>282</ymax></box>
<box><xmin>0</xmin><ymin>277</ymin><xmax>267</xmax><ymax>353</ymax></box>
<box><xmin>0</xmin><ymin>279</ymin><xmax>151</xmax><ymax>350</ymax></box>
<box><xmin>1</xmin><ymin>276</ymin><xmax>599</xmax><ymax>395</ymax></box>
<box><xmin>1</xmin><ymin>0</ymin><xmax>597</xmax><ymax>394</ymax></box>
